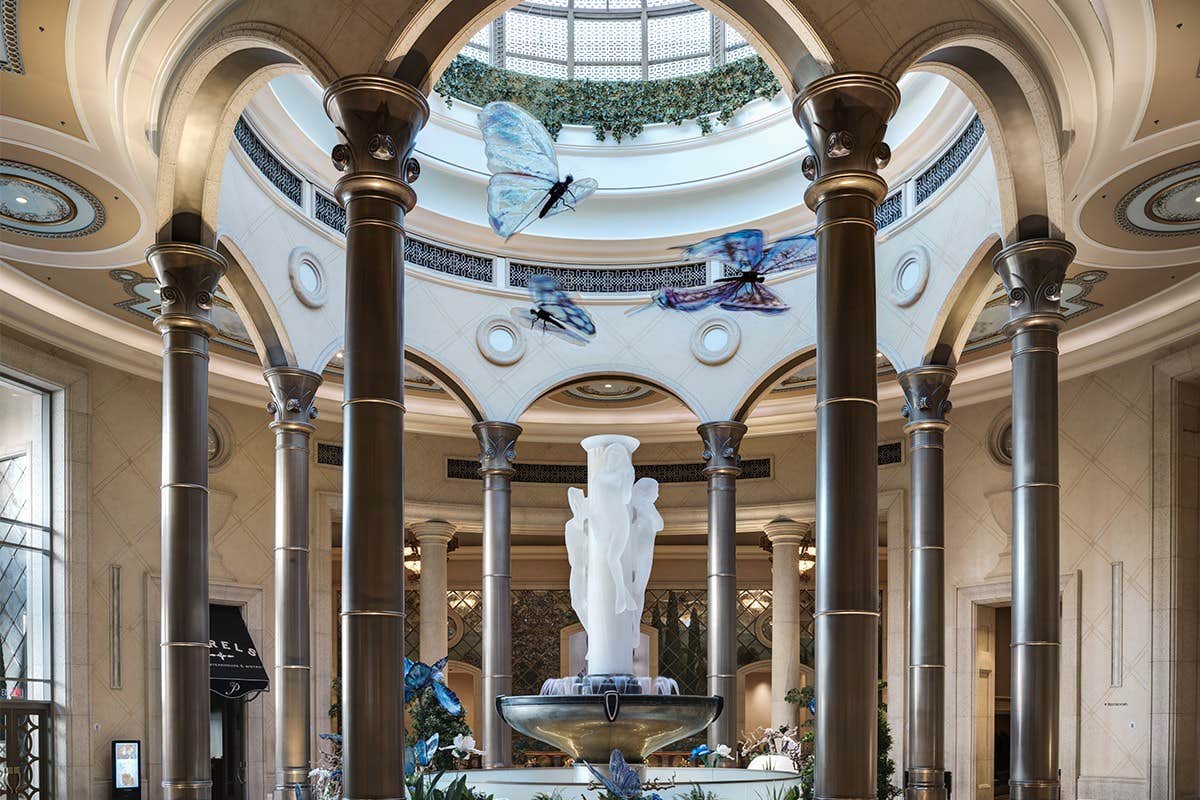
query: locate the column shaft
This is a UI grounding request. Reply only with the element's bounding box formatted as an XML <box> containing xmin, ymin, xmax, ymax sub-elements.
<box><xmin>764</xmin><ymin>519</ymin><xmax>810</xmax><ymax>729</ymax></box>
<box><xmin>413</xmin><ymin>521</ymin><xmax>457</xmax><ymax>664</ymax></box>
<box><xmin>995</xmin><ymin>239</ymin><xmax>1075</xmax><ymax>800</ymax></box>
<box><xmin>475</xmin><ymin>422</ymin><xmax>522</xmax><ymax>768</ymax></box>
<box><xmin>898</xmin><ymin>367</ymin><xmax>955</xmax><ymax>800</ymax></box>
<box><xmin>266</xmin><ymin>368</ymin><xmax>322</xmax><ymax>800</ymax></box>
<box><xmin>149</xmin><ymin>243</ymin><xmax>227</xmax><ymax>800</ymax></box>
<box><xmin>793</xmin><ymin>72</ymin><xmax>899</xmax><ymax>800</ymax></box>
<box><xmin>324</xmin><ymin>75</ymin><xmax>428</xmax><ymax>800</ymax></box>
<box><xmin>699</xmin><ymin>421</ymin><xmax>747</xmax><ymax>750</ymax></box>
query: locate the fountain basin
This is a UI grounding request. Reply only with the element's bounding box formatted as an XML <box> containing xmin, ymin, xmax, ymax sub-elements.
<box><xmin>447</xmin><ymin>767</ymin><xmax>801</xmax><ymax>800</ymax></box>
<box><xmin>496</xmin><ymin>694</ymin><xmax>722</xmax><ymax>763</ymax></box>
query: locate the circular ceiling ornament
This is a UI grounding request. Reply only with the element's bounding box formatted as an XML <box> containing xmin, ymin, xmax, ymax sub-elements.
<box><xmin>1115</xmin><ymin>161</ymin><xmax>1200</xmax><ymax>237</ymax></box>
<box><xmin>476</xmin><ymin>316</ymin><xmax>526</xmax><ymax>366</ymax></box>
<box><xmin>565</xmin><ymin>380</ymin><xmax>654</xmax><ymax>402</ymax></box>
<box><xmin>0</xmin><ymin>160</ymin><xmax>105</xmax><ymax>238</ymax></box>
<box><xmin>691</xmin><ymin>317</ymin><xmax>741</xmax><ymax>365</ymax></box>
<box><xmin>889</xmin><ymin>246</ymin><xmax>929</xmax><ymax>308</ymax></box>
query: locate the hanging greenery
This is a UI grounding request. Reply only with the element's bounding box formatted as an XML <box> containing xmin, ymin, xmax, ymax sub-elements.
<box><xmin>434</xmin><ymin>55</ymin><xmax>782</xmax><ymax>142</ymax></box>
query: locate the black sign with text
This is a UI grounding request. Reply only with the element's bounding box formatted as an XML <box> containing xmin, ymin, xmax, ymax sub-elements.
<box><xmin>209</xmin><ymin>604</ymin><xmax>269</xmax><ymax>699</ymax></box>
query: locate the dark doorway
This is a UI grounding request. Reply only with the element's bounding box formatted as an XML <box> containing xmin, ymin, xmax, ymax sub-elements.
<box><xmin>210</xmin><ymin>694</ymin><xmax>246</xmax><ymax>800</ymax></box>
<box><xmin>993</xmin><ymin>605</ymin><xmax>1012</xmax><ymax>800</ymax></box>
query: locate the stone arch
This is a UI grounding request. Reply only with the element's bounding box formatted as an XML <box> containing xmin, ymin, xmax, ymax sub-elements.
<box><xmin>887</xmin><ymin>25</ymin><xmax>1066</xmax><ymax>244</ymax></box>
<box><xmin>214</xmin><ymin>236</ymin><xmax>295</xmax><ymax>369</ymax></box>
<box><xmin>922</xmin><ymin>234</ymin><xmax>1004</xmax><ymax>368</ymax></box>
<box><xmin>380</xmin><ymin>0</ymin><xmax>834</xmax><ymax>95</ymax></box>
<box><xmin>511</xmin><ymin>368</ymin><xmax>706</xmax><ymax>425</ymax></box>
<box><xmin>154</xmin><ymin>23</ymin><xmax>336</xmax><ymax>247</ymax></box>
<box><xmin>731</xmin><ymin>346</ymin><xmax>816</xmax><ymax>423</ymax></box>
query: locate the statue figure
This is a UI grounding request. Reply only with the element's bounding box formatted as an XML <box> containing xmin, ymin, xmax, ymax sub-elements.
<box><xmin>564</xmin><ymin>435</ymin><xmax>664</xmax><ymax>678</ymax></box>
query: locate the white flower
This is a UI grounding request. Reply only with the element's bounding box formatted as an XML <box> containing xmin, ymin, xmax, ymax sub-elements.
<box><xmin>445</xmin><ymin>733</ymin><xmax>484</xmax><ymax>758</ymax></box>
<box><xmin>714</xmin><ymin>744</ymin><xmax>733</xmax><ymax>760</ymax></box>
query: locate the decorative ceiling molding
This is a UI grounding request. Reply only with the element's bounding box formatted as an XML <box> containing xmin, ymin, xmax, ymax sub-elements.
<box><xmin>0</xmin><ymin>160</ymin><xmax>105</xmax><ymax>238</ymax></box>
<box><xmin>1115</xmin><ymin>161</ymin><xmax>1200</xmax><ymax>238</ymax></box>
<box><xmin>0</xmin><ymin>0</ymin><xmax>23</xmax><ymax>75</ymax></box>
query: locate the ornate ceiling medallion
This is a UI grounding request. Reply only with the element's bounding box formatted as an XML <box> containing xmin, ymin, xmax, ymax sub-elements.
<box><xmin>0</xmin><ymin>161</ymin><xmax>105</xmax><ymax>238</ymax></box>
<box><xmin>1115</xmin><ymin>162</ymin><xmax>1200</xmax><ymax>237</ymax></box>
<box><xmin>565</xmin><ymin>380</ymin><xmax>653</xmax><ymax>402</ymax></box>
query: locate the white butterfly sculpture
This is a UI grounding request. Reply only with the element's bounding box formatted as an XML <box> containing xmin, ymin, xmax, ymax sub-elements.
<box><xmin>479</xmin><ymin>102</ymin><xmax>599</xmax><ymax>240</ymax></box>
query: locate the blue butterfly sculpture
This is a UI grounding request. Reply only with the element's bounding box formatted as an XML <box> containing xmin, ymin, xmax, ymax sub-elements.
<box><xmin>404</xmin><ymin>732</ymin><xmax>439</xmax><ymax>777</ymax></box>
<box><xmin>633</xmin><ymin>229</ymin><xmax>817</xmax><ymax>315</ymax></box>
<box><xmin>582</xmin><ymin>749</ymin><xmax>672</xmax><ymax>800</ymax></box>
<box><xmin>403</xmin><ymin>656</ymin><xmax>463</xmax><ymax>716</ymax></box>
<box><xmin>511</xmin><ymin>274</ymin><xmax>596</xmax><ymax>346</ymax></box>
<box><xmin>480</xmin><ymin>102</ymin><xmax>599</xmax><ymax>240</ymax></box>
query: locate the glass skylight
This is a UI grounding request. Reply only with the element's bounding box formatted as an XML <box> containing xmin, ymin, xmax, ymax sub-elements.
<box><xmin>460</xmin><ymin>0</ymin><xmax>758</xmax><ymax>82</ymax></box>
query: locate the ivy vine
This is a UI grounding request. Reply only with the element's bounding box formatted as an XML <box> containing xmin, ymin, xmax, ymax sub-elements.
<box><xmin>434</xmin><ymin>54</ymin><xmax>782</xmax><ymax>142</ymax></box>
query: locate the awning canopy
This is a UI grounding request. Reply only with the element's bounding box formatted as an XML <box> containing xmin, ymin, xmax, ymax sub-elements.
<box><xmin>209</xmin><ymin>604</ymin><xmax>269</xmax><ymax>699</ymax></box>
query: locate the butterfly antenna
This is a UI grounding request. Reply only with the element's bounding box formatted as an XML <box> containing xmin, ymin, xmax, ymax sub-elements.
<box><xmin>624</xmin><ymin>300</ymin><xmax>655</xmax><ymax>316</ymax></box>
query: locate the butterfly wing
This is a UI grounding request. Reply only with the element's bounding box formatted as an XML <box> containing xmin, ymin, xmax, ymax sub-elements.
<box><xmin>487</xmin><ymin>173</ymin><xmax>555</xmax><ymax>239</ymax></box>
<box><xmin>543</xmin><ymin>177</ymin><xmax>599</xmax><ymax>218</ymax></box>
<box><xmin>649</xmin><ymin>282</ymin><xmax>739</xmax><ymax>313</ymax></box>
<box><xmin>509</xmin><ymin>307</ymin><xmax>589</xmax><ymax>346</ymax></box>
<box><xmin>432</xmin><ymin>681</ymin><xmax>463</xmax><ymax>717</ymax></box>
<box><xmin>758</xmin><ymin>233</ymin><xmax>817</xmax><ymax>274</ymax></box>
<box><xmin>479</xmin><ymin>102</ymin><xmax>560</xmax><ymax>183</ymax></box>
<box><xmin>529</xmin><ymin>275</ymin><xmax>596</xmax><ymax>336</ymax></box>
<box><xmin>609</xmin><ymin>750</ymin><xmax>643</xmax><ymax>798</ymax></box>
<box><xmin>719</xmin><ymin>282</ymin><xmax>789</xmax><ymax>314</ymax></box>
<box><xmin>673</xmin><ymin>229</ymin><xmax>764</xmax><ymax>272</ymax></box>
<box><xmin>582</xmin><ymin>760</ymin><xmax>623</xmax><ymax>797</ymax></box>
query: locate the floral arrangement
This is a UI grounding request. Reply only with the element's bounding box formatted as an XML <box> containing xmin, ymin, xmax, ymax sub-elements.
<box><xmin>308</xmin><ymin>733</ymin><xmax>343</xmax><ymax>800</ymax></box>
<box><xmin>434</xmin><ymin>54</ymin><xmax>782</xmax><ymax>142</ymax></box>
<box><xmin>687</xmin><ymin>743</ymin><xmax>734</xmax><ymax>768</ymax></box>
<box><xmin>739</xmin><ymin>724</ymin><xmax>803</xmax><ymax>767</ymax></box>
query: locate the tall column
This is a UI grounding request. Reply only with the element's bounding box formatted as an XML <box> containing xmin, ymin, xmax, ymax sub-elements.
<box><xmin>265</xmin><ymin>367</ymin><xmax>322</xmax><ymax>800</ymax></box>
<box><xmin>412</xmin><ymin>520</ymin><xmax>457</xmax><ymax>663</ymax></box>
<box><xmin>475</xmin><ymin>421</ymin><xmax>522</xmax><ymax>768</ymax></box>
<box><xmin>898</xmin><ymin>366</ymin><xmax>955</xmax><ymax>800</ymax></box>
<box><xmin>793</xmin><ymin>73</ymin><xmax>900</xmax><ymax>798</ymax></box>
<box><xmin>148</xmin><ymin>242</ymin><xmax>227</xmax><ymax>800</ymax></box>
<box><xmin>994</xmin><ymin>239</ymin><xmax>1075</xmax><ymax>800</ymax></box>
<box><xmin>763</xmin><ymin>518</ymin><xmax>810</xmax><ymax>728</ymax></box>
<box><xmin>698</xmin><ymin>420</ymin><xmax>747</xmax><ymax>750</ymax></box>
<box><xmin>324</xmin><ymin>75</ymin><xmax>428</xmax><ymax>800</ymax></box>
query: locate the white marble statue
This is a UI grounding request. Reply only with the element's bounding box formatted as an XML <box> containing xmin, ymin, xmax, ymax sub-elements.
<box><xmin>564</xmin><ymin>435</ymin><xmax>664</xmax><ymax>677</ymax></box>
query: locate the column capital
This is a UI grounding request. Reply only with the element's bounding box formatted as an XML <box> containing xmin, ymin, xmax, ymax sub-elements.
<box><xmin>410</xmin><ymin>519</ymin><xmax>457</xmax><ymax>546</ymax></box>
<box><xmin>698</xmin><ymin>420</ymin><xmax>748</xmax><ymax>476</ymax></box>
<box><xmin>993</xmin><ymin>238</ymin><xmax>1077</xmax><ymax>334</ymax></box>
<box><xmin>264</xmin><ymin>368</ymin><xmax>322</xmax><ymax>433</ymax></box>
<box><xmin>146</xmin><ymin>243</ymin><xmax>227</xmax><ymax>334</ymax></box>
<box><xmin>763</xmin><ymin>516</ymin><xmax>812</xmax><ymax>547</ymax></box>
<box><xmin>898</xmin><ymin>365</ymin><xmax>956</xmax><ymax>432</ymax></box>
<box><xmin>323</xmin><ymin>74</ymin><xmax>430</xmax><ymax>212</ymax></box>
<box><xmin>792</xmin><ymin>72</ymin><xmax>900</xmax><ymax>210</ymax></box>
<box><xmin>473</xmin><ymin>421</ymin><xmax>522</xmax><ymax>476</ymax></box>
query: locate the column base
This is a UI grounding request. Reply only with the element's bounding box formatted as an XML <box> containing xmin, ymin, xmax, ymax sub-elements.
<box><xmin>905</xmin><ymin>769</ymin><xmax>947</xmax><ymax>800</ymax></box>
<box><xmin>274</xmin><ymin>785</ymin><xmax>311</xmax><ymax>800</ymax></box>
<box><xmin>1010</xmin><ymin>781</ymin><xmax>1061</xmax><ymax>800</ymax></box>
<box><xmin>163</xmin><ymin>781</ymin><xmax>212</xmax><ymax>800</ymax></box>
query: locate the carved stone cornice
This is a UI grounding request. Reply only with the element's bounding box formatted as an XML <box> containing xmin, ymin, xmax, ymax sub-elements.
<box><xmin>898</xmin><ymin>365</ymin><xmax>956</xmax><ymax>432</ymax></box>
<box><xmin>264</xmin><ymin>367</ymin><xmax>322</xmax><ymax>434</ymax></box>
<box><xmin>323</xmin><ymin>75</ymin><xmax>429</xmax><ymax>213</ymax></box>
<box><xmin>993</xmin><ymin>238</ymin><xmax>1077</xmax><ymax>334</ymax></box>
<box><xmin>473</xmin><ymin>421</ymin><xmax>522</xmax><ymax>476</ymax></box>
<box><xmin>792</xmin><ymin>72</ymin><xmax>901</xmax><ymax>211</ymax></box>
<box><xmin>145</xmin><ymin>243</ymin><xmax>227</xmax><ymax>334</ymax></box>
<box><xmin>698</xmin><ymin>421</ymin><xmax>748</xmax><ymax>476</ymax></box>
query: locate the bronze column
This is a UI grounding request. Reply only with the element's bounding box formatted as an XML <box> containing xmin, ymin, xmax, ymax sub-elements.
<box><xmin>793</xmin><ymin>73</ymin><xmax>900</xmax><ymax>798</ymax></box>
<box><xmin>994</xmin><ymin>239</ymin><xmax>1075</xmax><ymax>800</ymax></box>
<box><xmin>323</xmin><ymin>75</ymin><xmax>429</xmax><ymax>800</ymax></box>
<box><xmin>265</xmin><ymin>368</ymin><xmax>322</xmax><ymax>800</ymax></box>
<box><xmin>475</xmin><ymin>421</ymin><xmax>522</xmax><ymax>768</ymax></box>
<box><xmin>148</xmin><ymin>243</ymin><xmax>227</xmax><ymax>800</ymax></box>
<box><xmin>699</xmin><ymin>421</ymin><xmax>747</xmax><ymax>750</ymax></box>
<box><xmin>898</xmin><ymin>366</ymin><xmax>955</xmax><ymax>800</ymax></box>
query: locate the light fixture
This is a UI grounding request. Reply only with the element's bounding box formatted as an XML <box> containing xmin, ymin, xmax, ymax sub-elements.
<box><xmin>404</xmin><ymin>529</ymin><xmax>422</xmax><ymax>579</ymax></box>
<box><xmin>604</xmin><ymin>383</ymin><xmax>613</xmax><ymax>389</ymax></box>
<box><xmin>14</xmin><ymin>196</ymin><xmax>28</xmax><ymax>204</ymax></box>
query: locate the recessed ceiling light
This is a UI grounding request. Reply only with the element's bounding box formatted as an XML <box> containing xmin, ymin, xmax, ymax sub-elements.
<box><xmin>604</xmin><ymin>383</ymin><xmax>613</xmax><ymax>389</ymax></box>
<box><xmin>14</xmin><ymin>196</ymin><xmax>28</xmax><ymax>204</ymax></box>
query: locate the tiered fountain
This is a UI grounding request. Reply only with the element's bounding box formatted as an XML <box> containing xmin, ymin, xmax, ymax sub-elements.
<box><xmin>458</xmin><ymin>436</ymin><xmax>801</xmax><ymax>799</ymax></box>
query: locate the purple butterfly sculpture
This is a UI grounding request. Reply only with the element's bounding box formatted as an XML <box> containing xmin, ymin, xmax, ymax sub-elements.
<box><xmin>631</xmin><ymin>229</ymin><xmax>816</xmax><ymax>315</ymax></box>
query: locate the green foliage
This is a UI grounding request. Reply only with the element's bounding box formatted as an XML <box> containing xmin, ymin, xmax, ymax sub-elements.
<box><xmin>407</xmin><ymin>771</ymin><xmax>493</xmax><ymax>800</ymax></box>
<box><xmin>755</xmin><ymin>786</ymin><xmax>800</xmax><ymax>800</ymax></box>
<box><xmin>434</xmin><ymin>54</ymin><xmax>781</xmax><ymax>142</ymax></box>
<box><xmin>785</xmin><ymin>683</ymin><xmax>900</xmax><ymax>800</ymax></box>
<box><xmin>673</xmin><ymin>785</ymin><xmax>720</xmax><ymax>800</ymax></box>
<box><xmin>406</xmin><ymin>689</ymin><xmax>472</xmax><ymax>772</ymax></box>
<box><xmin>531</xmin><ymin>790</ymin><xmax>568</xmax><ymax>800</ymax></box>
